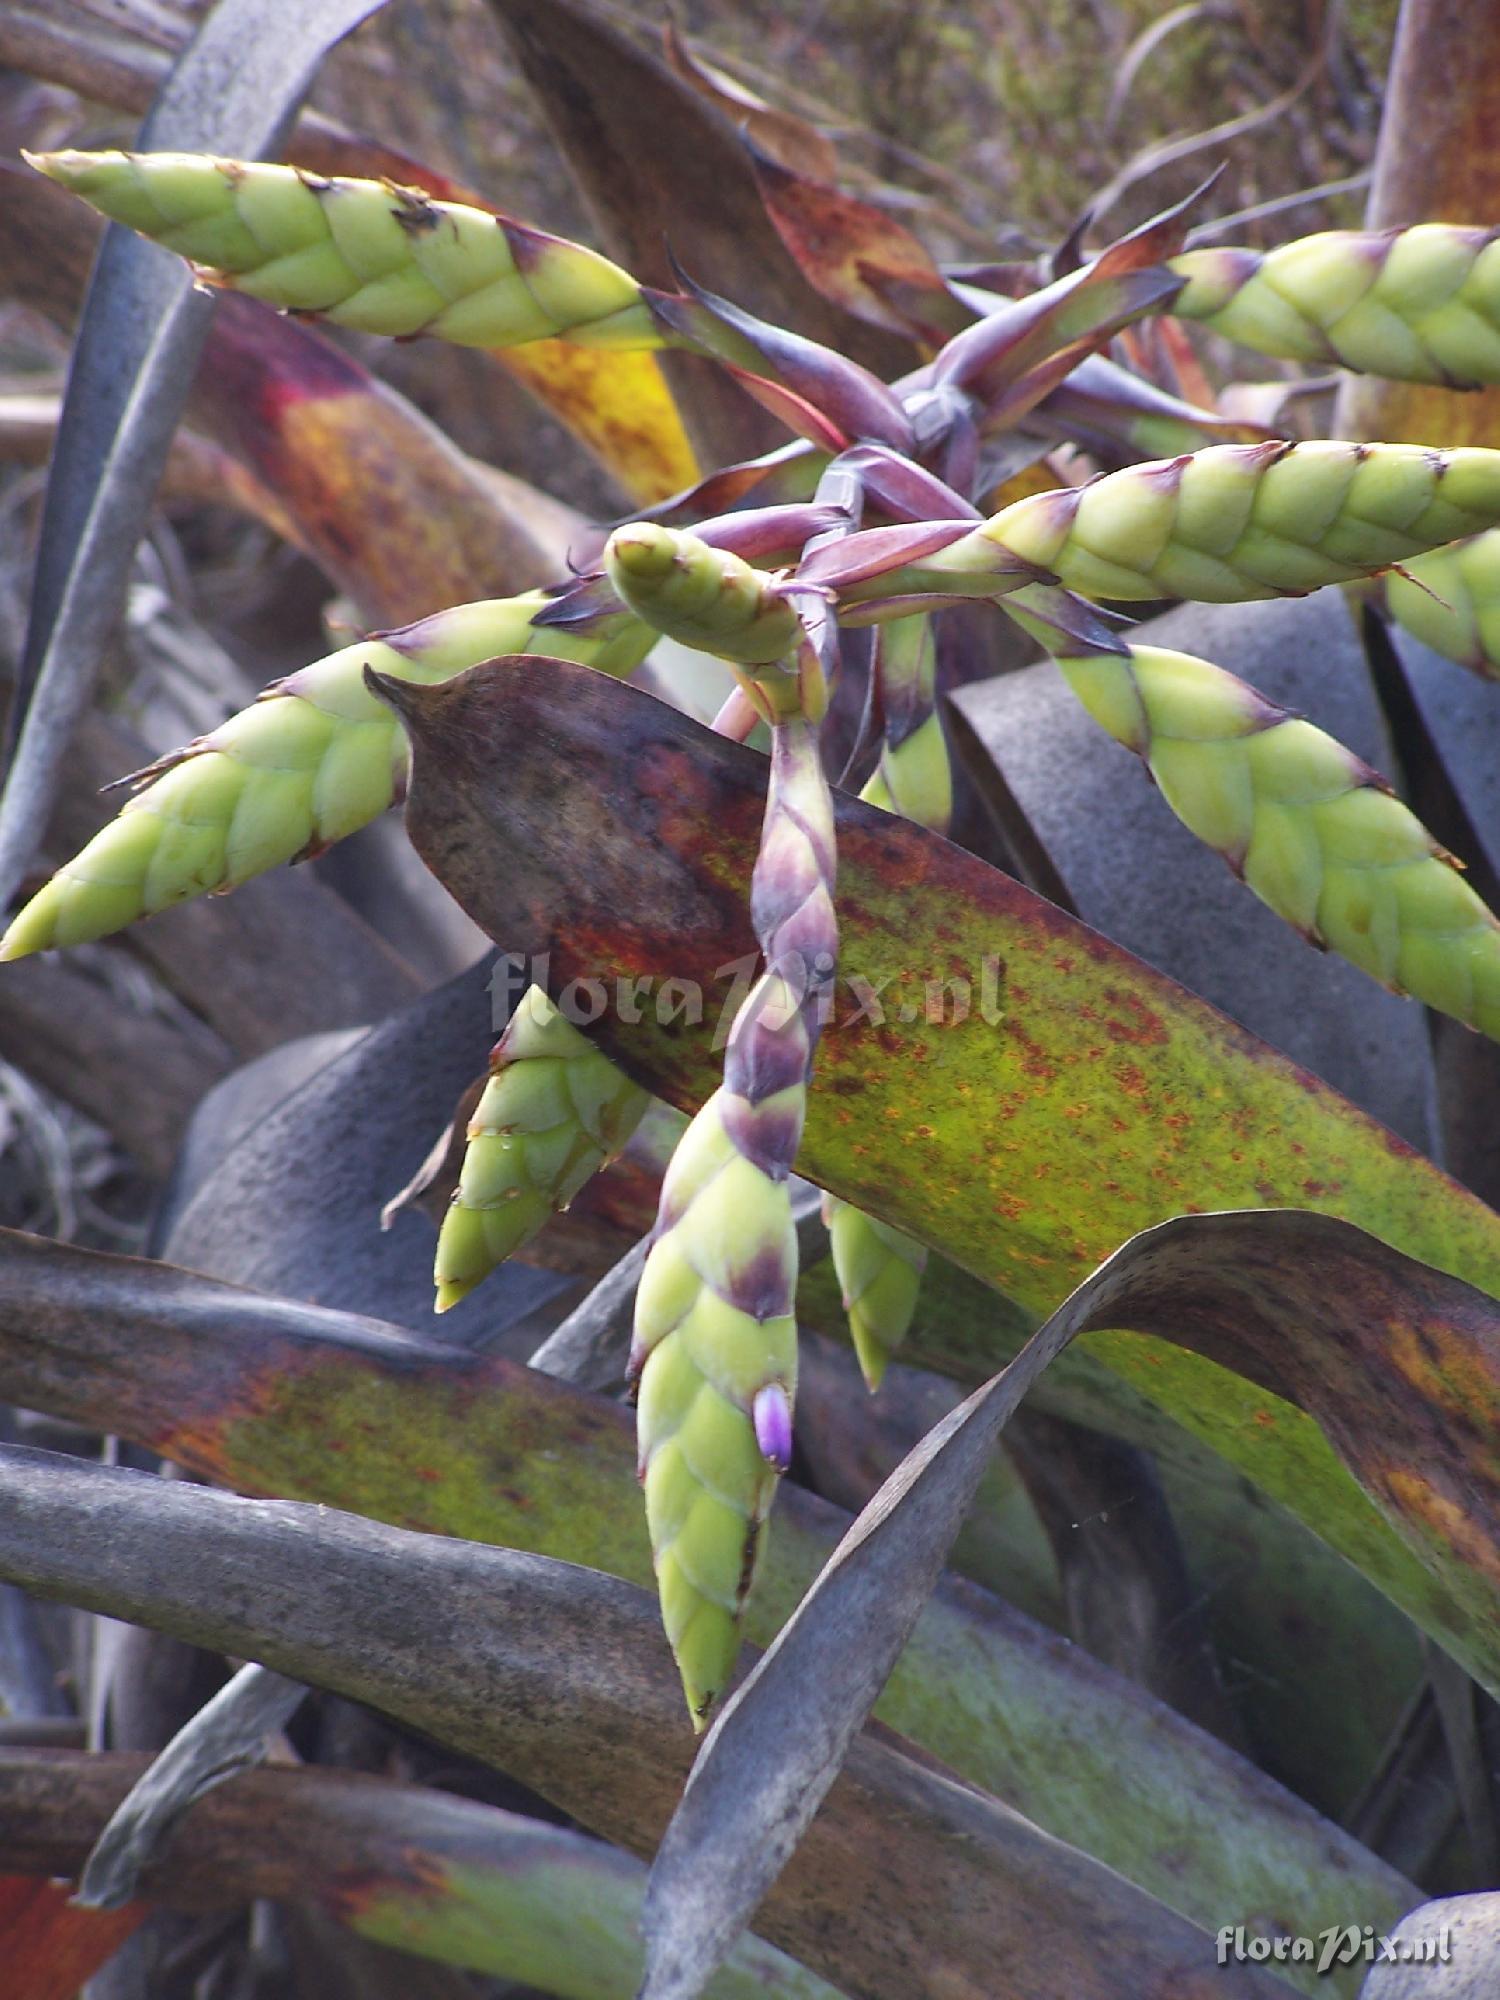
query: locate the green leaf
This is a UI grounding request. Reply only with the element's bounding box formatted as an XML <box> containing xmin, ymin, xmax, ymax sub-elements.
<box><xmin>797</xmin><ymin>1322</ymin><xmax>1423</xmax><ymax>1819</ymax></box>
<box><xmin>0</xmin><ymin>1444</ymin><xmax>1308</xmax><ymax>2000</ymax></box>
<box><xmin>809</xmin><ymin>1264</ymin><xmax>1425</xmax><ymax>1819</ymax></box>
<box><xmin>382</xmin><ymin>655</ymin><xmax>1500</xmax><ymax>1695</ymax></box>
<box><xmin>0</xmin><ymin>1749</ymin><xmax>838</xmax><ymax>2000</ymax></box>
<box><xmin>0</xmin><ymin>1228</ymin><xmax>1413</xmax><ymax>1973</ymax></box>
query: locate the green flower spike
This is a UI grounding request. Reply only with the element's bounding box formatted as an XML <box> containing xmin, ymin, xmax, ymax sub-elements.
<box><xmin>615</xmin><ymin>524</ymin><xmax>837</xmax><ymax>1723</ymax></box>
<box><xmin>0</xmin><ymin>592</ymin><xmax>651</xmax><ymax>960</ymax></box>
<box><xmin>1170</xmin><ymin>225</ymin><xmax>1500</xmax><ymax>387</ymax></box>
<box><xmin>1007</xmin><ymin>583</ymin><xmax>1500</xmax><ymax>1040</ymax></box>
<box><xmin>825</xmin><ymin>614</ymin><xmax>943</xmax><ymax>1390</ymax></box>
<box><xmin>27</xmin><ymin>150</ymin><xmax>660</xmax><ymax>351</ymax></box>
<box><xmin>970</xmin><ymin>441</ymin><xmax>1500</xmax><ymax>606</ymax></box>
<box><xmin>433</xmin><ymin>986</ymin><xmax>649</xmax><ymax>1314</ymax></box>
<box><xmin>604</xmin><ymin>521</ymin><xmax>803</xmax><ymax>669</ymax></box>
<box><xmin>1386</xmin><ymin>526</ymin><xmax>1500</xmax><ymax>681</ymax></box>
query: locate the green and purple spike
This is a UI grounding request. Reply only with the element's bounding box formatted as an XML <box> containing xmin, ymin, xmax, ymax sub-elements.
<box><xmin>607</xmin><ymin>524</ymin><xmax>836</xmax><ymax>1725</ymax></box>
<box><xmin>897</xmin><ymin>441</ymin><xmax>1500</xmax><ymax>607</ymax></box>
<box><xmin>856</xmin><ymin>613</ymin><xmax>952</xmax><ymax>830</ymax></box>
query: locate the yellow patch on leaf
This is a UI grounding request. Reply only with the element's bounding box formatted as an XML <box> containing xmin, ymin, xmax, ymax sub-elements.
<box><xmin>500</xmin><ymin>343</ymin><xmax>697</xmax><ymax>503</ymax></box>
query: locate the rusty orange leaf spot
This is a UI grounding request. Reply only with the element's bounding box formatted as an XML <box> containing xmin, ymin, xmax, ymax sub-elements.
<box><xmin>0</xmin><ymin>1877</ymin><xmax>141</xmax><ymax>2000</ymax></box>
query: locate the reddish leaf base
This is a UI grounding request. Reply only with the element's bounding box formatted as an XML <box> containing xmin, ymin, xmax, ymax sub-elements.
<box><xmin>0</xmin><ymin>1874</ymin><xmax>143</xmax><ymax>2000</ymax></box>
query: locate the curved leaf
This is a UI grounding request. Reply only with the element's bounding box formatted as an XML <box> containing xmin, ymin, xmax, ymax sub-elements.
<box><xmin>382</xmin><ymin>655</ymin><xmax>1500</xmax><ymax>1690</ymax></box>
<box><xmin>0</xmin><ymin>1228</ymin><xmax>1414</xmax><ymax>1962</ymax></box>
<box><xmin>745</xmin><ymin>141</ymin><xmax>971</xmax><ymax>346</ymax></box>
<box><xmin>479</xmin><ymin>338</ymin><xmax>698</xmax><ymax>504</ymax></box>
<box><xmin>0</xmin><ymin>1446</ymin><xmax>1293</xmax><ymax>2000</ymax></box>
<box><xmin>647</xmin><ymin>271</ymin><xmax>913</xmax><ymax>453</ymax></box>
<box><xmin>644</xmin><ymin>1210</ymin><xmax>1497</xmax><ymax>2000</ymax></box>
<box><xmin>791</xmin><ymin>1321</ymin><xmax>1423</xmax><ymax>1820</ymax></box>
<box><xmin>156</xmin><ymin>960</ymin><xmax>1427</xmax><ymax>1819</ymax></box>
<box><xmin>803</xmin><ymin>1253</ymin><xmax>1428</xmax><ymax>1817</ymax></box>
<box><xmin>76</xmin><ymin>1665</ymin><xmax>310</xmax><ymax>1910</ymax></box>
<box><xmin>486</xmin><ymin>0</ymin><xmax>911</xmax><ymax>469</ymax></box>
<box><xmin>0</xmin><ymin>1749</ymin><xmax>837</xmax><ymax>2000</ymax></box>
<box><xmin>190</xmin><ymin>295</ymin><xmax>560</xmax><ymax>623</ymax></box>
<box><xmin>660</xmin><ymin>23</ymin><xmax>839</xmax><ymax>183</ymax></box>
<box><xmin>1037</xmin><ymin>353</ymin><xmax>1279</xmax><ymax>459</ymax></box>
<box><xmin>0</xmin><ymin>383</ymin><xmax>295</xmax><ymax>540</ymax></box>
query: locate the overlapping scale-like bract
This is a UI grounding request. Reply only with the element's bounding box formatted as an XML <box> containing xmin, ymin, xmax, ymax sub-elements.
<box><xmin>967</xmin><ymin>441</ymin><xmax>1500</xmax><ymax>605</ymax></box>
<box><xmin>822</xmin><ymin>1194</ymin><xmax>928</xmax><ymax>1393</ymax></box>
<box><xmin>1385</xmin><ymin>527</ymin><xmax>1500</xmax><ymax>681</ymax></box>
<box><xmin>630</xmin><ymin>673</ymin><xmax>835</xmax><ymax>1724</ymax></box>
<box><xmin>28</xmin><ymin>150</ymin><xmax>659</xmax><ymax>351</ymax></box>
<box><xmin>857</xmin><ymin>710</ymin><xmax>950</xmax><ymax>820</ymax></box>
<box><xmin>434</xmin><ymin>987</ymin><xmax>649</xmax><ymax>1313</ymax></box>
<box><xmin>631</xmin><ymin>1069</ymin><xmax>802</xmax><ymax>1724</ymax></box>
<box><xmin>0</xmin><ymin>593</ymin><xmax>651</xmax><ymax>959</ymax></box>
<box><xmin>1169</xmin><ymin>226</ymin><xmax>1500</xmax><ymax>386</ymax></box>
<box><xmin>1006</xmin><ymin>588</ymin><xmax>1500</xmax><ymax>1038</ymax></box>
<box><xmin>857</xmin><ymin>613</ymin><xmax>952</xmax><ymax>832</ymax></box>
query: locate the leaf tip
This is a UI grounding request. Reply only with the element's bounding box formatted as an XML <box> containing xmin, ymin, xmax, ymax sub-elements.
<box><xmin>853</xmin><ymin>1341</ymin><xmax>889</xmax><ymax>1394</ymax></box>
<box><xmin>0</xmin><ymin>901</ymin><xmax>47</xmax><ymax>963</ymax></box>
<box><xmin>361</xmin><ymin>662</ymin><xmax>418</xmax><ymax>719</ymax></box>
<box><xmin>20</xmin><ymin>148</ymin><xmax>99</xmax><ymax>195</ymax></box>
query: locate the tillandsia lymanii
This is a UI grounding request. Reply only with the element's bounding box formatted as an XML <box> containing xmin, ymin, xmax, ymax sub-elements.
<box><xmin>16</xmin><ymin>146</ymin><xmax>1500</xmax><ymax>1720</ymax></box>
<box><xmin>605</xmin><ymin>526</ymin><xmax>834</xmax><ymax>1725</ymax></box>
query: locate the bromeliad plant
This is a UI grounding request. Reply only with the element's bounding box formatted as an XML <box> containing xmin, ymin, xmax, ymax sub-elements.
<box><xmin>11</xmin><ymin>138</ymin><xmax>1500</xmax><ymax>1734</ymax></box>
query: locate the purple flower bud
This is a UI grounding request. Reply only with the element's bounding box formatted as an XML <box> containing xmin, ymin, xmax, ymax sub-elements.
<box><xmin>753</xmin><ymin>1382</ymin><xmax>794</xmax><ymax>1473</ymax></box>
